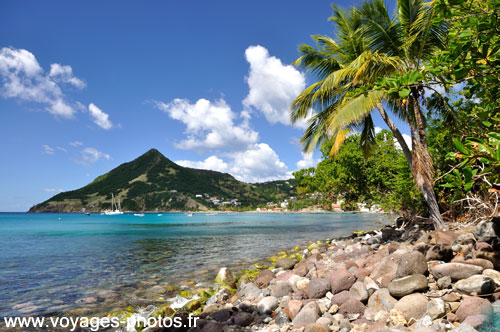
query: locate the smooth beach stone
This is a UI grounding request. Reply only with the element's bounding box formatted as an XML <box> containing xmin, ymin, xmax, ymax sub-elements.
<box><xmin>257</xmin><ymin>296</ymin><xmax>279</xmax><ymax>314</ymax></box>
<box><xmin>396</xmin><ymin>252</ymin><xmax>427</xmax><ymax>278</ymax></box>
<box><xmin>327</xmin><ymin>269</ymin><xmax>356</xmax><ymax>294</ymax></box>
<box><xmin>285</xmin><ymin>300</ymin><xmax>303</xmax><ymax>320</ymax></box>
<box><xmin>454</xmin><ymin>275</ymin><xmax>495</xmax><ymax>295</ymax></box>
<box><xmin>271</xmin><ymin>281</ymin><xmax>293</xmax><ymax>298</ymax></box>
<box><xmin>305</xmin><ymin>278</ymin><xmax>331</xmax><ymax>299</ymax></box>
<box><xmin>430</xmin><ymin>263</ymin><xmax>483</xmax><ymax>280</ymax></box>
<box><xmin>201</xmin><ymin>321</ymin><xmax>224</xmax><ymax>332</ymax></box>
<box><xmin>367</xmin><ymin>288</ymin><xmax>397</xmax><ymax>312</ymax></box>
<box><xmin>331</xmin><ymin>290</ymin><xmax>351</xmax><ymax>306</ymax></box>
<box><xmin>275</xmin><ymin>310</ymin><xmax>290</xmax><ymax>327</ymax></box>
<box><xmin>215</xmin><ymin>267</ymin><xmax>235</xmax><ymax>283</ymax></box>
<box><xmin>483</xmin><ymin>269</ymin><xmax>500</xmax><ymax>285</ymax></box>
<box><xmin>254</xmin><ymin>270</ymin><xmax>275</xmax><ymax>288</ymax></box>
<box><xmin>304</xmin><ymin>323</ymin><xmax>329</xmax><ymax>332</ymax></box>
<box><xmin>455</xmin><ymin>258</ymin><xmax>494</xmax><ymax>270</ymax></box>
<box><xmin>349</xmin><ymin>281</ymin><xmax>368</xmax><ymax>302</ymax></box>
<box><xmin>292</xmin><ymin>302</ymin><xmax>320</xmax><ymax>327</ymax></box>
<box><xmin>238</xmin><ymin>282</ymin><xmax>261</xmax><ymax>299</ymax></box>
<box><xmin>437</xmin><ymin>276</ymin><xmax>452</xmax><ymax>289</ymax></box>
<box><xmin>369</xmin><ymin>256</ymin><xmax>398</xmax><ymax>285</ymax></box>
<box><xmin>276</xmin><ymin>257</ymin><xmax>297</xmax><ymax>270</ymax></box>
<box><xmin>213</xmin><ymin>309</ymin><xmax>231</xmax><ymax>322</ymax></box>
<box><xmin>434</xmin><ymin>230</ymin><xmax>459</xmax><ymax>246</ymax></box>
<box><xmin>233</xmin><ymin>312</ymin><xmax>254</xmax><ymax>326</ymax></box>
<box><xmin>388</xmin><ymin>274</ymin><xmax>428</xmax><ymax>297</ymax></box>
<box><xmin>338</xmin><ymin>298</ymin><xmax>365</xmax><ymax>315</ymax></box>
<box><xmin>394</xmin><ymin>293</ymin><xmax>428</xmax><ymax>322</ymax></box>
<box><xmin>456</xmin><ymin>296</ymin><xmax>493</xmax><ymax>322</ymax></box>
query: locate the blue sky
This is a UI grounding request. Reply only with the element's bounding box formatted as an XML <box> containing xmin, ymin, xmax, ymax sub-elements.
<box><xmin>0</xmin><ymin>0</ymin><xmax>409</xmax><ymax>211</ymax></box>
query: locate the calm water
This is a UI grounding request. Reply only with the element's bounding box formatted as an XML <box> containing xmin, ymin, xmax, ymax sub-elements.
<box><xmin>0</xmin><ymin>212</ymin><xmax>391</xmax><ymax>317</ymax></box>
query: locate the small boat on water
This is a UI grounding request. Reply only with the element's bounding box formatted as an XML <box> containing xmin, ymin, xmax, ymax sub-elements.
<box><xmin>134</xmin><ymin>213</ymin><xmax>145</xmax><ymax>217</ymax></box>
<box><xmin>186</xmin><ymin>213</ymin><xmax>193</xmax><ymax>217</ymax></box>
<box><xmin>103</xmin><ymin>193</ymin><xmax>123</xmax><ymax>215</ymax></box>
<box><xmin>85</xmin><ymin>212</ymin><xmax>90</xmax><ymax>216</ymax></box>
<box><xmin>205</xmin><ymin>213</ymin><xmax>216</xmax><ymax>216</ymax></box>
<box><xmin>157</xmin><ymin>214</ymin><xmax>163</xmax><ymax>216</ymax></box>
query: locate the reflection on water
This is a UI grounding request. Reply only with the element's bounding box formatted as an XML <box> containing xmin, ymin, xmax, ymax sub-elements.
<box><xmin>0</xmin><ymin>212</ymin><xmax>392</xmax><ymax>317</ymax></box>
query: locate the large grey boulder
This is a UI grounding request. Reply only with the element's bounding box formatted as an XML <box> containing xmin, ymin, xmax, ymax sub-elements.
<box><xmin>454</xmin><ymin>275</ymin><xmax>495</xmax><ymax>295</ymax></box>
<box><xmin>257</xmin><ymin>296</ymin><xmax>279</xmax><ymax>314</ymax></box>
<box><xmin>396</xmin><ymin>252</ymin><xmax>427</xmax><ymax>277</ymax></box>
<box><xmin>474</xmin><ymin>219</ymin><xmax>500</xmax><ymax>242</ymax></box>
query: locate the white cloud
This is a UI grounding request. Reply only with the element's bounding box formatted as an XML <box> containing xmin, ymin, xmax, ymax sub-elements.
<box><xmin>49</xmin><ymin>63</ymin><xmax>85</xmax><ymax>89</ymax></box>
<box><xmin>177</xmin><ymin>143</ymin><xmax>290</xmax><ymax>183</ymax></box>
<box><xmin>44</xmin><ymin>188</ymin><xmax>64</xmax><ymax>193</ymax></box>
<box><xmin>296</xmin><ymin>152</ymin><xmax>320</xmax><ymax>170</ymax></box>
<box><xmin>395</xmin><ymin>133</ymin><xmax>413</xmax><ymax>151</ymax></box>
<box><xmin>243</xmin><ymin>45</ymin><xmax>307</xmax><ymax>127</ymax></box>
<box><xmin>88</xmin><ymin>103</ymin><xmax>113</xmax><ymax>130</ymax></box>
<box><xmin>177</xmin><ymin>156</ymin><xmax>229</xmax><ymax>173</ymax></box>
<box><xmin>80</xmin><ymin>147</ymin><xmax>110</xmax><ymax>164</ymax></box>
<box><xmin>0</xmin><ymin>47</ymin><xmax>83</xmax><ymax>117</ymax></box>
<box><xmin>155</xmin><ymin>98</ymin><xmax>258</xmax><ymax>152</ymax></box>
<box><xmin>41</xmin><ymin>144</ymin><xmax>55</xmax><ymax>155</ymax></box>
<box><xmin>69</xmin><ymin>141</ymin><xmax>83</xmax><ymax>147</ymax></box>
<box><xmin>56</xmin><ymin>146</ymin><xmax>67</xmax><ymax>152</ymax></box>
<box><xmin>375</xmin><ymin>126</ymin><xmax>382</xmax><ymax>134</ymax></box>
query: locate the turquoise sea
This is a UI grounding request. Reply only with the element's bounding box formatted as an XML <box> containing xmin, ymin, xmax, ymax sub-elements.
<box><xmin>0</xmin><ymin>212</ymin><xmax>391</xmax><ymax>317</ymax></box>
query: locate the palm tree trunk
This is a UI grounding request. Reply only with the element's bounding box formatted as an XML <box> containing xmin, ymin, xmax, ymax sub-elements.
<box><xmin>376</xmin><ymin>103</ymin><xmax>412</xmax><ymax>167</ymax></box>
<box><xmin>410</xmin><ymin>94</ymin><xmax>447</xmax><ymax>230</ymax></box>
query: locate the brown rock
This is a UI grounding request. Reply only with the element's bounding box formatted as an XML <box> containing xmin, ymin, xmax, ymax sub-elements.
<box><xmin>367</xmin><ymin>288</ymin><xmax>397</xmax><ymax>312</ymax></box>
<box><xmin>305</xmin><ymin>278</ymin><xmax>330</xmax><ymax>299</ymax></box>
<box><xmin>394</xmin><ymin>293</ymin><xmax>428</xmax><ymax>321</ymax></box>
<box><xmin>284</xmin><ymin>300</ymin><xmax>303</xmax><ymax>320</ymax></box>
<box><xmin>294</xmin><ymin>261</ymin><xmax>309</xmax><ymax>277</ymax></box>
<box><xmin>434</xmin><ymin>230</ymin><xmax>458</xmax><ymax>246</ymax></box>
<box><xmin>456</xmin><ymin>296</ymin><xmax>492</xmax><ymax>322</ymax></box>
<box><xmin>339</xmin><ymin>298</ymin><xmax>366</xmax><ymax>315</ymax></box>
<box><xmin>425</xmin><ymin>244</ymin><xmax>453</xmax><ymax>262</ymax></box>
<box><xmin>254</xmin><ymin>270</ymin><xmax>275</xmax><ymax>288</ymax></box>
<box><xmin>304</xmin><ymin>323</ymin><xmax>328</xmax><ymax>332</ymax></box>
<box><xmin>370</xmin><ymin>256</ymin><xmax>398</xmax><ymax>284</ymax></box>
<box><xmin>331</xmin><ymin>290</ymin><xmax>351</xmax><ymax>306</ymax></box>
<box><xmin>396</xmin><ymin>252</ymin><xmax>427</xmax><ymax>278</ymax></box>
<box><xmin>452</xmin><ymin>257</ymin><xmax>494</xmax><ymax>270</ymax></box>
<box><xmin>476</xmin><ymin>250</ymin><xmax>500</xmax><ymax>270</ymax></box>
<box><xmin>327</xmin><ymin>269</ymin><xmax>356</xmax><ymax>294</ymax></box>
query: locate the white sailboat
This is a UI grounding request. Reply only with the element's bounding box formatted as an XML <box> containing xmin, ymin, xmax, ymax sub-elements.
<box><xmin>103</xmin><ymin>193</ymin><xmax>123</xmax><ymax>215</ymax></box>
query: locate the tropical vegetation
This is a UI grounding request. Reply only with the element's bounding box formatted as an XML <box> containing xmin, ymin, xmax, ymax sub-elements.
<box><xmin>290</xmin><ymin>0</ymin><xmax>499</xmax><ymax>229</ymax></box>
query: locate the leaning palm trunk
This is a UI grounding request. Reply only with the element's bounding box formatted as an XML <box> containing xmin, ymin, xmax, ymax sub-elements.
<box><xmin>410</xmin><ymin>94</ymin><xmax>447</xmax><ymax>230</ymax></box>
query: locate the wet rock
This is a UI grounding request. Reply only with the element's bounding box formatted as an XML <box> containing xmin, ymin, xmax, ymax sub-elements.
<box><xmin>271</xmin><ymin>281</ymin><xmax>293</xmax><ymax>298</ymax></box>
<box><xmin>306</xmin><ymin>278</ymin><xmax>331</xmax><ymax>299</ymax></box>
<box><xmin>434</xmin><ymin>230</ymin><xmax>458</xmax><ymax>246</ymax></box>
<box><xmin>285</xmin><ymin>300</ymin><xmax>303</xmax><ymax>320</ymax></box>
<box><xmin>215</xmin><ymin>267</ymin><xmax>235</xmax><ymax>283</ymax></box>
<box><xmin>233</xmin><ymin>312</ymin><xmax>254</xmax><ymax>326</ymax></box>
<box><xmin>396</xmin><ymin>252</ymin><xmax>427</xmax><ymax>278</ymax></box>
<box><xmin>276</xmin><ymin>257</ymin><xmax>297</xmax><ymax>270</ymax></box>
<box><xmin>255</xmin><ymin>270</ymin><xmax>275</xmax><ymax>288</ymax></box>
<box><xmin>474</xmin><ymin>219</ymin><xmax>500</xmax><ymax>242</ymax></box>
<box><xmin>327</xmin><ymin>269</ymin><xmax>356</xmax><ymax>294</ymax></box>
<box><xmin>349</xmin><ymin>281</ymin><xmax>368</xmax><ymax>302</ymax></box>
<box><xmin>430</xmin><ymin>263</ymin><xmax>483</xmax><ymax>280</ymax></box>
<box><xmin>367</xmin><ymin>288</ymin><xmax>397</xmax><ymax>312</ymax></box>
<box><xmin>293</xmin><ymin>302</ymin><xmax>320</xmax><ymax>327</ymax></box>
<box><xmin>339</xmin><ymin>298</ymin><xmax>366</xmax><ymax>315</ymax></box>
<box><xmin>437</xmin><ymin>276</ymin><xmax>452</xmax><ymax>289</ymax></box>
<box><xmin>388</xmin><ymin>274</ymin><xmax>428</xmax><ymax>297</ymax></box>
<box><xmin>452</xmin><ymin>233</ymin><xmax>476</xmax><ymax>255</ymax></box>
<box><xmin>456</xmin><ymin>296</ymin><xmax>492</xmax><ymax>322</ymax></box>
<box><xmin>425</xmin><ymin>244</ymin><xmax>453</xmax><ymax>262</ymax></box>
<box><xmin>394</xmin><ymin>293</ymin><xmax>428</xmax><ymax>321</ymax></box>
<box><xmin>454</xmin><ymin>275</ymin><xmax>495</xmax><ymax>295</ymax></box>
<box><xmin>258</xmin><ymin>296</ymin><xmax>279</xmax><ymax>314</ymax></box>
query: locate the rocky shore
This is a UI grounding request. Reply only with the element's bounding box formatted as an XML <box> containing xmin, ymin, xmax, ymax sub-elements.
<box><xmin>139</xmin><ymin>216</ymin><xmax>500</xmax><ymax>332</ymax></box>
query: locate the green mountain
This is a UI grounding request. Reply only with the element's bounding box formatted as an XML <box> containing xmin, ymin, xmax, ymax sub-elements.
<box><xmin>29</xmin><ymin>149</ymin><xmax>296</xmax><ymax>212</ymax></box>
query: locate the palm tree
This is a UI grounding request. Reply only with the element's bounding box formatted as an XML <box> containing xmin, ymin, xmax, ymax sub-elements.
<box><xmin>291</xmin><ymin>0</ymin><xmax>447</xmax><ymax>230</ymax></box>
